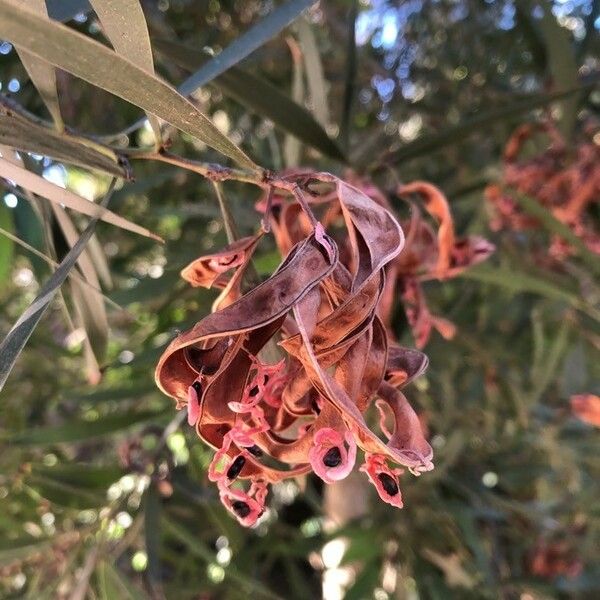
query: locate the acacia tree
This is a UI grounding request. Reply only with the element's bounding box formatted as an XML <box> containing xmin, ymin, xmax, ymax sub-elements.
<box><xmin>0</xmin><ymin>1</ymin><xmax>598</xmax><ymax>599</ymax></box>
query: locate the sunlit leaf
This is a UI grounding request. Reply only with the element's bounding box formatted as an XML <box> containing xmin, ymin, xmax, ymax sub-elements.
<box><xmin>90</xmin><ymin>0</ymin><xmax>162</xmax><ymax>145</ymax></box>
<box><xmin>0</xmin><ymin>0</ymin><xmax>258</xmax><ymax>170</ymax></box>
<box><xmin>13</xmin><ymin>0</ymin><xmax>63</xmax><ymax>130</ymax></box>
<box><xmin>0</xmin><ymin>158</ymin><xmax>161</xmax><ymax>240</ymax></box>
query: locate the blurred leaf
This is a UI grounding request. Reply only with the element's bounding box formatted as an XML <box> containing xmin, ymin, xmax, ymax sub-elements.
<box><xmin>283</xmin><ymin>36</ymin><xmax>305</xmax><ymax>167</ymax></box>
<box><xmin>538</xmin><ymin>5</ymin><xmax>580</xmax><ymax>137</ymax></box>
<box><xmin>421</xmin><ymin>549</ymin><xmax>476</xmax><ymax>589</ymax></box>
<box><xmin>97</xmin><ymin>562</ymin><xmax>146</xmax><ymax>600</ymax></box>
<box><xmin>12</xmin><ymin>184</ymin><xmax>47</xmax><ymax>274</ymax></box>
<box><xmin>8</xmin><ymin>408</ymin><xmax>170</xmax><ymax>444</ymax></box>
<box><xmin>86</xmin><ymin>233</ymin><xmax>113</xmax><ymax>289</ymax></box>
<box><xmin>340</xmin><ymin>530</ymin><xmax>382</xmax><ymax>565</ymax></box>
<box><xmin>31</xmin><ymin>464</ymin><xmax>125</xmax><ymax>488</ymax></box>
<box><xmin>177</xmin><ymin>0</ymin><xmax>315</xmax><ymax>97</ymax></box>
<box><xmin>162</xmin><ymin>517</ymin><xmax>284</xmax><ymax>600</ymax></box>
<box><xmin>70</xmin><ymin>277</ymin><xmax>106</xmax><ymax>380</ymax></box>
<box><xmin>378</xmin><ymin>84</ymin><xmax>597</xmax><ymax>166</ymax></box>
<box><xmin>154</xmin><ymin>38</ymin><xmax>345</xmax><ymax>161</ymax></box>
<box><xmin>143</xmin><ymin>484</ymin><xmax>162</xmax><ymax>592</ymax></box>
<box><xmin>0</xmin><ymin>158</ymin><xmax>161</xmax><ymax>240</ymax></box>
<box><xmin>296</xmin><ymin>17</ymin><xmax>330</xmax><ymax>128</ymax></box>
<box><xmin>0</xmin><ymin>182</ymin><xmax>115</xmax><ymax>392</ymax></box>
<box><xmin>252</xmin><ymin>250</ymin><xmax>282</xmax><ymax>276</ymax></box>
<box><xmin>13</xmin><ymin>0</ymin><xmax>63</xmax><ymax>130</ymax></box>
<box><xmin>514</xmin><ymin>192</ymin><xmax>600</xmax><ymax>276</ymax></box>
<box><xmin>560</xmin><ymin>341</ymin><xmax>588</xmax><ymax>397</ymax></box>
<box><xmin>51</xmin><ymin>205</ymin><xmax>109</xmax><ymax>364</ymax></box>
<box><xmin>27</xmin><ymin>474</ymin><xmax>107</xmax><ymax>508</ymax></box>
<box><xmin>344</xmin><ymin>559</ymin><xmax>380</xmax><ymax>600</ymax></box>
<box><xmin>0</xmin><ymin>201</ymin><xmax>14</xmax><ymax>285</ymax></box>
<box><xmin>529</xmin><ymin>316</ymin><xmax>570</xmax><ymax>405</ymax></box>
<box><xmin>340</xmin><ymin>0</ymin><xmax>358</xmax><ymax>148</ymax></box>
<box><xmin>0</xmin><ymin>1</ymin><xmax>257</xmax><ymax>171</ymax></box>
<box><xmin>0</xmin><ymin>538</ymin><xmax>54</xmax><ymax>563</ymax></box>
<box><xmin>0</xmin><ymin>96</ymin><xmax>129</xmax><ymax>177</ymax></box>
<box><xmin>90</xmin><ymin>0</ymin><xmax>162</xmax><ymax>145</ymax></box>
<box><xmin>459</xmin><ymin>264</ymin><xmax>589</xmax><ymax>312</ymax></box>
<box><xmin>0</xmin><ymin>222</ymin><xmax>119</xmax><ymax>313</ymax></box>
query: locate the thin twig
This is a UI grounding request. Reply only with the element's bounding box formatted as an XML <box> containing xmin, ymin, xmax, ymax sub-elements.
<box><xmin>212</xmin><ymin>181</ymin><xmax>238</xmax><ymax>243</ymax></box>
<box><xmin>129</xmin><ymin>150</ymin><xmax>264</xmax><ymax>186</ymax></box>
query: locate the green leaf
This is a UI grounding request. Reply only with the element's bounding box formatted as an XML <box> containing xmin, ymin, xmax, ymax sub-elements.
<box><xmin>31</xmin><ymin>464</ymin><xmax>125</xmax><ymax>488</ymax></box>
<box><xmin>0</xmin><ymin>0</ymin><xmax>257</xmax><ymax>171</ymax></box>
<box><xmin>0</xmin><ymin>158</ymin><xmax>160</xmax><ymax>240</ymax></box>
<box><xmin>144</xmin><ymin>485</ymin><xmax>162</xmax><ymax>592</ymax></box>
<box><xmin>538</xmin><ymin>6</ymin><xmax>580</xmax><ymax>137</ymax></box>
<box><xmin>340</xmin><ymin>0</ymin><xmax>358</xmax><ymax>148</ymax></box>
<box><xmin>513</xmin><ymin>192</ymin><xmax>600</xmax><ymax>276</ymax></box>
<box><xmin>97</xmin><ymin>562</ymin><xmax>146</xmax><ymax>600</ymax></box>
<box><xmin>51</xmin><ymin>206</ymin><xmax>109</xmax><ymax>365</ymax></box>
<box><xmin>378</xmin><ymin>84</ymin><xmax>597</xmax><ymax>166</ymax></box>
<box><xmin>0</xmin><ymin>95</ymin><xmax>129</xmax><ymax>177</ymax></box>
<box><xmin>13</xmin><ymin>0</ymin><xmax>64</xmax><ymax>130</ymax></box>
<box><xmin>8</xmin><ymin>408</ymin><xmax>170</xmax><ymax>445</ymax></box>
<box><xmin>162</xmin><ymin>517</ymin><xmax>284</xmax><ymax>600</ymax></box>
<box><xmin>296</xmin><ymin>17</ymin><xmax>330</xmax><ymax>128</ymax></box>
<box><xmin>0</xmin><ymin>182</ymin><xmax>115</xmax><ymax>392</ymax></box>
<box><xmin>90</xmin><ymin>0</ymin><xmax>162</xmax><ymax>145</ymax></box>
<box><xmin>0</xmin><ymin>537</ymin><xmax>55</xmax><ymax>563</ymax></box>
<box><xmin>177</xmin><ymin>0</ymin><xmax>315</xmax><ymax>97</ymax></box>
<box><xmin>458</xmin><ymin>264</ymin><xmax>586</xmax><ymax>310</ymax></box>
<box><xmin>153</xmin><ymin>38</ymin><xmax>345</xmax><ymax>162</ymax></box>
<box><xmin>27</xmin><ymin>474</ymin><xmax>108</xmax><ymax>508</ymax></box>
<box><xmin>283</xmin><ymin>36</ymin><xmax>305</xmax><ymax>167</ymax></box>
<box><xmin>528</xmin><ymin>317</ymin><xmax>570</xmax><ymax>405</ymax></box>
<box><xmin>344</xmin><ymin>559</ymin><xmax>381</xmax><ymax>600</ymax></box>
<box><xmin>0</xmin><ymin>201</ymin><xmax>14</xmax><ymax>285</ymax></box>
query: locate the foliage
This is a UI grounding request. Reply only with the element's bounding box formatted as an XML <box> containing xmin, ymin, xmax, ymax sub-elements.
<box><xmin>0</xmin><ymin>1</ymin><xmax>599</xmax><ymax>599</ymax></box>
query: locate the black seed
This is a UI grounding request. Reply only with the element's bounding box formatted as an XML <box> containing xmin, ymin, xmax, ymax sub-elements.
<box><xmin>249</xmin><ymin>385</ymin><xmax>260</xmax><ymax>397</ymax></box>
<box><xmin>191</xmin><ymin>381</ymin><xmax>202</xmax><ymax>396</ymax></box>
<box><xmin>377</xmin><ymin>472</ymin><xmax>399</xmax><ymax>496</ymax></box>
<box><xmin>247</xmin><ymin>445</ymin><xmax>263</xmax><ymax>458</ymax></box>
<box><xmin>231</xmin><ymin>501</ymin><xmax>250</xmax><ymax>518</ymax></box>
<box><xmin>226</xmin><ymin>455</ymin><xmax>246</xmax><ymax>480</ymax></box>
<box><xmin>323</xmin><ymin>447</ymin><xmax>342</xmax><ymax>468</ymax></box>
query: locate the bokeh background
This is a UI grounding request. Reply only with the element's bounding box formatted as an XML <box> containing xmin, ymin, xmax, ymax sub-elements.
<box><xmin>1</xmin><ymin>1</ymin><xmax>599</xmax><ymax>598</ymax></box>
